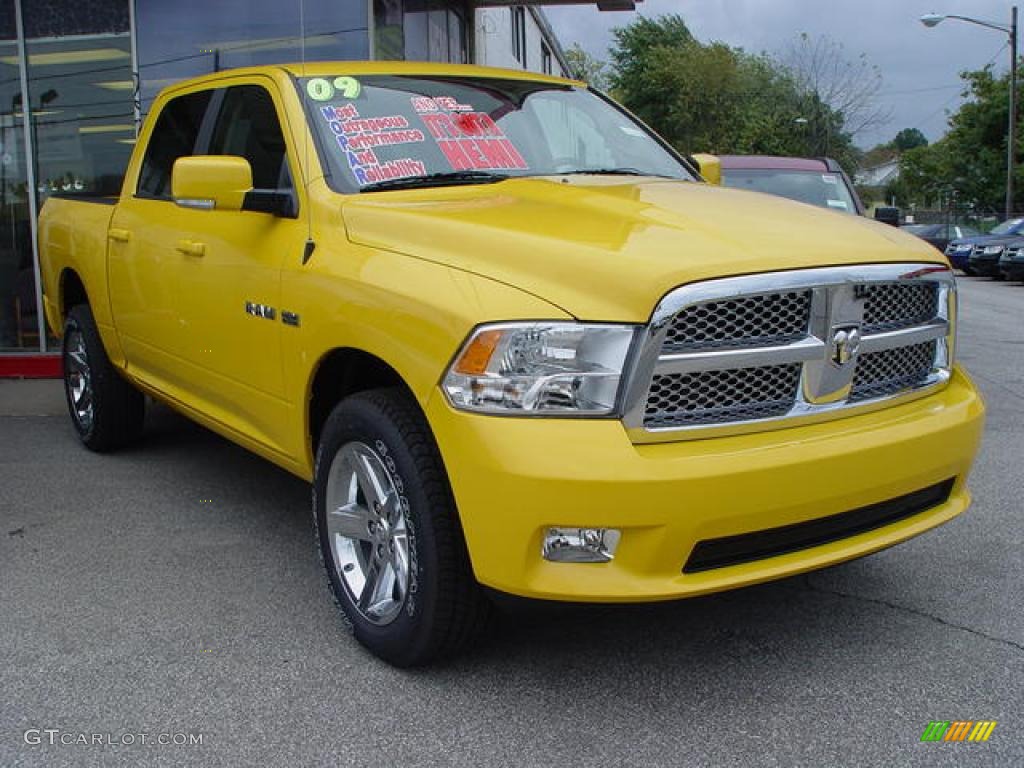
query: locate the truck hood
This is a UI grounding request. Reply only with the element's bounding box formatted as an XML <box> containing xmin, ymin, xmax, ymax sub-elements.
<box><xmin>341</xmin><ymin>176</ymin><xmax>946</xmax><ymax>321</ymax></box>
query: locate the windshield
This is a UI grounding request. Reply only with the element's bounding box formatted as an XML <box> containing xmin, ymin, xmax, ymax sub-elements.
<box><xmin>299</xmin><ymin>75</ymin><xmax>694</xmax><ymax>192</ymax></box>
<box><xmin>722</xmin><ymin>169</ymin><xmax>858</xmax><ymax>214</ymax></box>
<box><xmin>989</xmin><ymin>218</ymin><xmax>1024</xmax><ymax>235</ymax></box>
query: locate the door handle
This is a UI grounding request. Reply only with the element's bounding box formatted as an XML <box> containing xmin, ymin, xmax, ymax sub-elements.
<box><xmin>175</xmin><ymin>239</ymin><xmax>206</xmax><ymax>257</ymax></box>
<box><xmin>108</xmin><ymin>228</ymin><xmax>131</xmax><ymax>243</ymax></box>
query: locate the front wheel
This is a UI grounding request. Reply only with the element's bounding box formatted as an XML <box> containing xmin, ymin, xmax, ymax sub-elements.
<box><xmin>313</xmin><ymin>389</ymin><xmax>491</xmax><ymax>666</ymax></box>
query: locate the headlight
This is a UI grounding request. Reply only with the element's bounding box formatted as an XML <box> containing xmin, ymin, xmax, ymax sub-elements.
<box><xmin>442</xmin><ymin>322</ymin><xmax>638</xmax><ymax>415</ymax></box>
<box><xmin>955</xmin><ymin>244</ymin><xmax>973</xmax><ymax>252</ymax></box>
<box><xmin>983</xmin><ymin>245</ymin><xmax>1004</xmax><ymax>255</ymax></box>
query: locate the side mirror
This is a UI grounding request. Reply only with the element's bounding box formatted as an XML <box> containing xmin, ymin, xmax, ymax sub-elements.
<box><xmin>691</xmin><ymin>153</ymin><xmax>722</xmax><ymax>186</ymax></box>
<box><xmin>874</xmin><ymin>206</ymin><xmax>901</xmax><ymax>227</ymax></box>
<box><xmin>172</xmin><ymin>155</ymin><xmax>253</xmax><ymax>212</ymax></box>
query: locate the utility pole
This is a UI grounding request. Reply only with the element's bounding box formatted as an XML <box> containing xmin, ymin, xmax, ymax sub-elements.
<box><xmin>1007</xmin><ymin>6</ymin><xmax>1017</xmax><ymax>219</ymax></box>
<box><xmin>921</xmin><ymin>6</ymin><xmax>1018</xmax><ymax>219</ymax></box>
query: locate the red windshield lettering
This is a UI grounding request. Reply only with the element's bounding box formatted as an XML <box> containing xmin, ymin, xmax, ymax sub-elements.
<box><xmin>437</xmin><ymin>139</ymin><xmax>475</xmax><ymax>171</ymax></box>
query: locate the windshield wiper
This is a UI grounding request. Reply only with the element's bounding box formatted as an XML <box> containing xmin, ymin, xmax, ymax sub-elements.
<box><xmin>360</xmin><ymin>171</ymin><xmax>509</xmax><ymax>193</ymax></box>
<box><xmin>559</xmin><ymin>167</ymin><xmax>673</xmax><ymax>178</ymax></box>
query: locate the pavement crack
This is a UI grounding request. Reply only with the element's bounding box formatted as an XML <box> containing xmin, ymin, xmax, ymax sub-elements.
<box><xmin>802</xmin><ymin>575</ymin><xmax>1024</xmax><ymax>654</ymax></box>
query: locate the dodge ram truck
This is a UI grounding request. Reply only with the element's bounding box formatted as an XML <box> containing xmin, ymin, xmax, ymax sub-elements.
<box><xmin>39</xmin><ymin>63</ymin><xmax>985</xmax><ymax>666</ymax></box>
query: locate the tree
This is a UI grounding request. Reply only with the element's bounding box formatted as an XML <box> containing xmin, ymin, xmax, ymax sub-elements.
<box><xmin>604</xmin><ymin>15</ymin><xmax>861</xmax><ymax>173</ymax></box>
<box><xmin>783</xmin><ymin>33</ymin><xmax>892</xmax><ymax>144</ymax></box>
<box><xmin>860</xmin><ymin>143</ymin><xmax>898</xmax><ymax>169</ymax></box>
<box><xmin>892</xmin><ymin>128</ymin><xmax>928</xmax><ymax>152</ymax></box>
<box><xmin>893</xmin><ymin>61</ymin><xmax>1023</xmax><ymax>212</ymax></box>
<box><xmin>564</xmin><ymin>44</ymin><xmax>609</xmax><ymax>91</ymax></box>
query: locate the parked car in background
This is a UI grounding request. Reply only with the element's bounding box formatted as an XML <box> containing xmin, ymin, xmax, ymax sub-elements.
<box><xmin>902</xmin><ymin>222</ymin><xmax>979</xmax><ymax>253</ymax></box>
<box><xmin>691</xmin><ymin>154</ymin><xmax>866</xmax><ymax>215</ymax></box>
<box><xmin>1000</xmin><ymin>242</ymin><xmax>1024</xmax><ymax>281</ymax></box>
<box><xmin>945</xmin><ymin>217</ymin><xmax>1024</xmax><ymax>275</ymax></box>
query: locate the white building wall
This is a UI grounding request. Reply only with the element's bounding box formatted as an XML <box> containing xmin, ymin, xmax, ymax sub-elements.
<box><xmin>474</xmin><ymin>7</ymin><xmax>568</xmax><ymax>77</ymax></box>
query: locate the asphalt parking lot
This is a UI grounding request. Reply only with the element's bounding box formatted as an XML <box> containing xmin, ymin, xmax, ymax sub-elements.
<box><xmin>1</xmin><ymin>276</ymin><xmax>1022</xmax><ymax>767</ymax></box>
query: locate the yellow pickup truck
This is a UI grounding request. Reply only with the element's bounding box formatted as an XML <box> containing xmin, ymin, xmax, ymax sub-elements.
<box><xmin>39</xmin><ymin>62</ymin><xmax>984</xmax><ymax>666</ymax></box>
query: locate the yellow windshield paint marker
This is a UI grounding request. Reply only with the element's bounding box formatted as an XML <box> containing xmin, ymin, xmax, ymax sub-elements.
<box><xmin>306</xmin><ymin>77</ymin><xmax>334</xmax><ymax>101</ymax></box>
<box><xmin>306</xmin><ymin>76</ymin><xmax>361</xmax><ymax>101</ymax></box>
<box><xmin>334</xmin><ymin>76</ymin><xmax>361</xmax><ymax>98</ymax></box>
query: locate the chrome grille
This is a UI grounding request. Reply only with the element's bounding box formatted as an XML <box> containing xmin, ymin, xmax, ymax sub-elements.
<box><xmin>623</xmin><ymin>264</ymin><xmax>954</xmax><ymax>442</ymax></box>
<box><xmin>850</xmin><ymin>341</ymin><xmax>937</xmax><ymax>402</ymax></box>
<box><xmin>663</xmin><ymin>291</ymin><xmax>811</xmax><ymax>351</ymax></box>
<box><xmin>860</xmin><ymin>282</ymin><xmax>939</xmax><ymax>333</ymax></box>
<box><xmin>644</xmin><ymin>363</ymin><xmax>801</xmax><ymax>427</ymax></box>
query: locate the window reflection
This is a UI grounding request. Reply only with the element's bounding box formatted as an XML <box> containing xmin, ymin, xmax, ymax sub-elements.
<box><xmin>383</xmin><ymin>0</ymin><xmax>466</xmax><ymax>64</ymax></box>
<box><xmin>135</xmin><ymin>0</ymin><xmax>370</xmax><ymax>117</ymax></box>
<box><xmin>27</xmin><ymin>34</ymin><xmax>135</xmax><ymax>200</ymax></box>
<box><xmin>0</xmin><ymin>30</ymin><xmax>33</xmax><ymax>350</ymax></box>
<box><xmin>374</xmin><ymin>0</ymin><xmax>404</xmax><ymax>60</ymax></box>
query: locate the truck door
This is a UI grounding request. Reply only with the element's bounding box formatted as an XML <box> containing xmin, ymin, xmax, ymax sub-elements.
<box><xmin>167</xmin><ymin>80</ymin><xmax>304</xmax><ymax>457</ymax></box>
<box><xmin>108</xmin><ymin>88</ymin><xmax>214</xmax><ymax>390</ymax></box>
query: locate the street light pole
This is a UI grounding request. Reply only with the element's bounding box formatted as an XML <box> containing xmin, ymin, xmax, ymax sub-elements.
<box><xmin>921</xmin><ymin>7</ymin><xmax>1018</xmax><ymax>219</ymax></box>
<box><xmin>1007</xmin><ymin>5</ymin><xmax>1017</xmax><ymax>219</ymax></box>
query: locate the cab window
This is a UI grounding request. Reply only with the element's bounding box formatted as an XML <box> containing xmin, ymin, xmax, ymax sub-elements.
<box><xmin>208</xmin><ymin>85</ymin><xmax>293</xmax><ymax>191</ymax></box>
<box><xmin>137</xmin><ymin>90</ymin><xmax>212</xmax><ymax>199</ymax></box>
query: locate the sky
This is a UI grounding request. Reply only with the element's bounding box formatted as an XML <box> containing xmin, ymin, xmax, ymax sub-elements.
<box><xmin>544</xmin><ymin>0</ymin><xmax>1017</xmax><ymax>150</ymax></box>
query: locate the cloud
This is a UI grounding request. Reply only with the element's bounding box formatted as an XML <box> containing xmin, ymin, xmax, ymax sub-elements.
<box><xmin>546</xmin><ymin>0</ymin><xmax>1015</xmax><ymax>148</ymax></box>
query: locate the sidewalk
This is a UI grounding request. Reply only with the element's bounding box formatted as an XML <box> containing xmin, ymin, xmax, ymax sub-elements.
<box><xmin>0</xmin><ymin>379</ymin><xmax>65</xmax><ymax>417</ymax></box>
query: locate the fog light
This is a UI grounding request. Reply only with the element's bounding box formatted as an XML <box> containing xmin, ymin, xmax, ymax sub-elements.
<box><xmin>542</xmin><ymin>527</ymin><xmax>621</xmax><ymax>563</ymax></box>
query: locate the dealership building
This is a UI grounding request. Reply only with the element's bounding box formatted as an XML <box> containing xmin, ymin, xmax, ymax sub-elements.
<box><xmin>0</xmin><ymin>0</ymin><xmax>634</xmax><ymax>373</ymax></box>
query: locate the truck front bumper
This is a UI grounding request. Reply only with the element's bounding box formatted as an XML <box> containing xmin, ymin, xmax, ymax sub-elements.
<box><xmin>426</xmin><ymin>367</ymin><xmax>984</xmax><ymax>602</ymax></box>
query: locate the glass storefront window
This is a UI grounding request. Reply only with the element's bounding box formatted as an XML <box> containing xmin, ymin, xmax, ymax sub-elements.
<box><xmin>387</xmin><ymin>1</ymin><xmax>467</xmax><ymax>64</ymax></box>
<box><xmin>27</xmin><ymin>33</ymin><xmax>134</xmax><ymax>200</ymax></box>
<box><xmin>25</xmin><ymin>0</ymin><xmax>133</xmax><ymax>350</ymax></box>
<box><xmin>447</xmin><ymin>9</ymin><xmax>465</xmax><ymax>64</ymax></box>
<box><xmin>0</xmin><ymin>3</ymin><xmax>35</xmax><ymax>351</ymax></box>
<box><xmin>135</xmin><ymin>0</ymin><xmax>370</xmax><ymax>118</ymax></box>
<box><xmin>374</xmin><ymin>0</ymin><xmax>404</xmax><ymax>61</ymax></box>
<box><xmin>0</xmin><ymin>0</ymin><xmax>133</xmax><ymax>352</ymax></box>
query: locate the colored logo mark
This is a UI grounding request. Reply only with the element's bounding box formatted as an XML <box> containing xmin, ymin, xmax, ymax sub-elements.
<box><xmin>920</xmin><ymin>720</ymin><xmax>997</xmax><ymax>742</ymax></box>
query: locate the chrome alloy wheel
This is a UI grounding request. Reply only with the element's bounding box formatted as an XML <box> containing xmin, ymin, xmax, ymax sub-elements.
<box><xmin>65</xmin><ymin>328</ymin><xmax>93</xmax><ymax>432</ymax></box>
<box><xmin>325</xmin><ymin>441</ymin><xmax>411</xmax><ymax>626</ymax></box>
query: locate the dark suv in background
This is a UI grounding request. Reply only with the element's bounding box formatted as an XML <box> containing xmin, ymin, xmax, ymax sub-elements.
<box><xmin>902</xmin><ymin>222</ymin><xmax>980</xmax><ymax>252</ymax></box>
<box><xmin>999</xmin><ymin>242</ymin><xmax>1024</xmax><ymax>281</ymax></box>
<box><xmin>945</xmin><ymin>217</ymin><xmax>1024</xmax><ymax>276</ymax></box>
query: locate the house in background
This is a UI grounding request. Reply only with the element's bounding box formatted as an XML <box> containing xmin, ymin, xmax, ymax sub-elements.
<box><xmin>855</xmin><ymin>157</ymin><xmax>900</xmax><ymax>208</ymax></box>
<box><xmin>855</xmin><ymin>158</ymin><xmax>900</xmax><ymax>189</ymax></box>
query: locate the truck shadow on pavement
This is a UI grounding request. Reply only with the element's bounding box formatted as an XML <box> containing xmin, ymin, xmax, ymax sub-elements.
<box><xmin>133</xmin><ymin>401</ymin><xmax>919</xmax><ymax>680</ymax></box>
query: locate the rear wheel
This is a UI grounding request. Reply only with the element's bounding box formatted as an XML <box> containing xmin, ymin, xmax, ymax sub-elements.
<box><xmin>62</xmin><ymin>304</ymin><xmax>144</xmax><ymax>451</ymax></box>
<box><xmin>313</xmin><ymin>388</ymin><xmax>491</xmax><ymax>666</ymax></box>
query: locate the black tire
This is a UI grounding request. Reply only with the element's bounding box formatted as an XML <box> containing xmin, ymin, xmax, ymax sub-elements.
<box><xmin>313</xmin><ymin>388</ymin><xmax>491</xmax><ymax>666</ymax></box>
<box><xmin>962</xmin><ymin>267</ymin><xmax>976</xmax><ymax>276</ymax></box>
<box><xmin>62</xmin><ymin>303</ymin><xmax>144</xmax><ymax>451</ymax></box>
